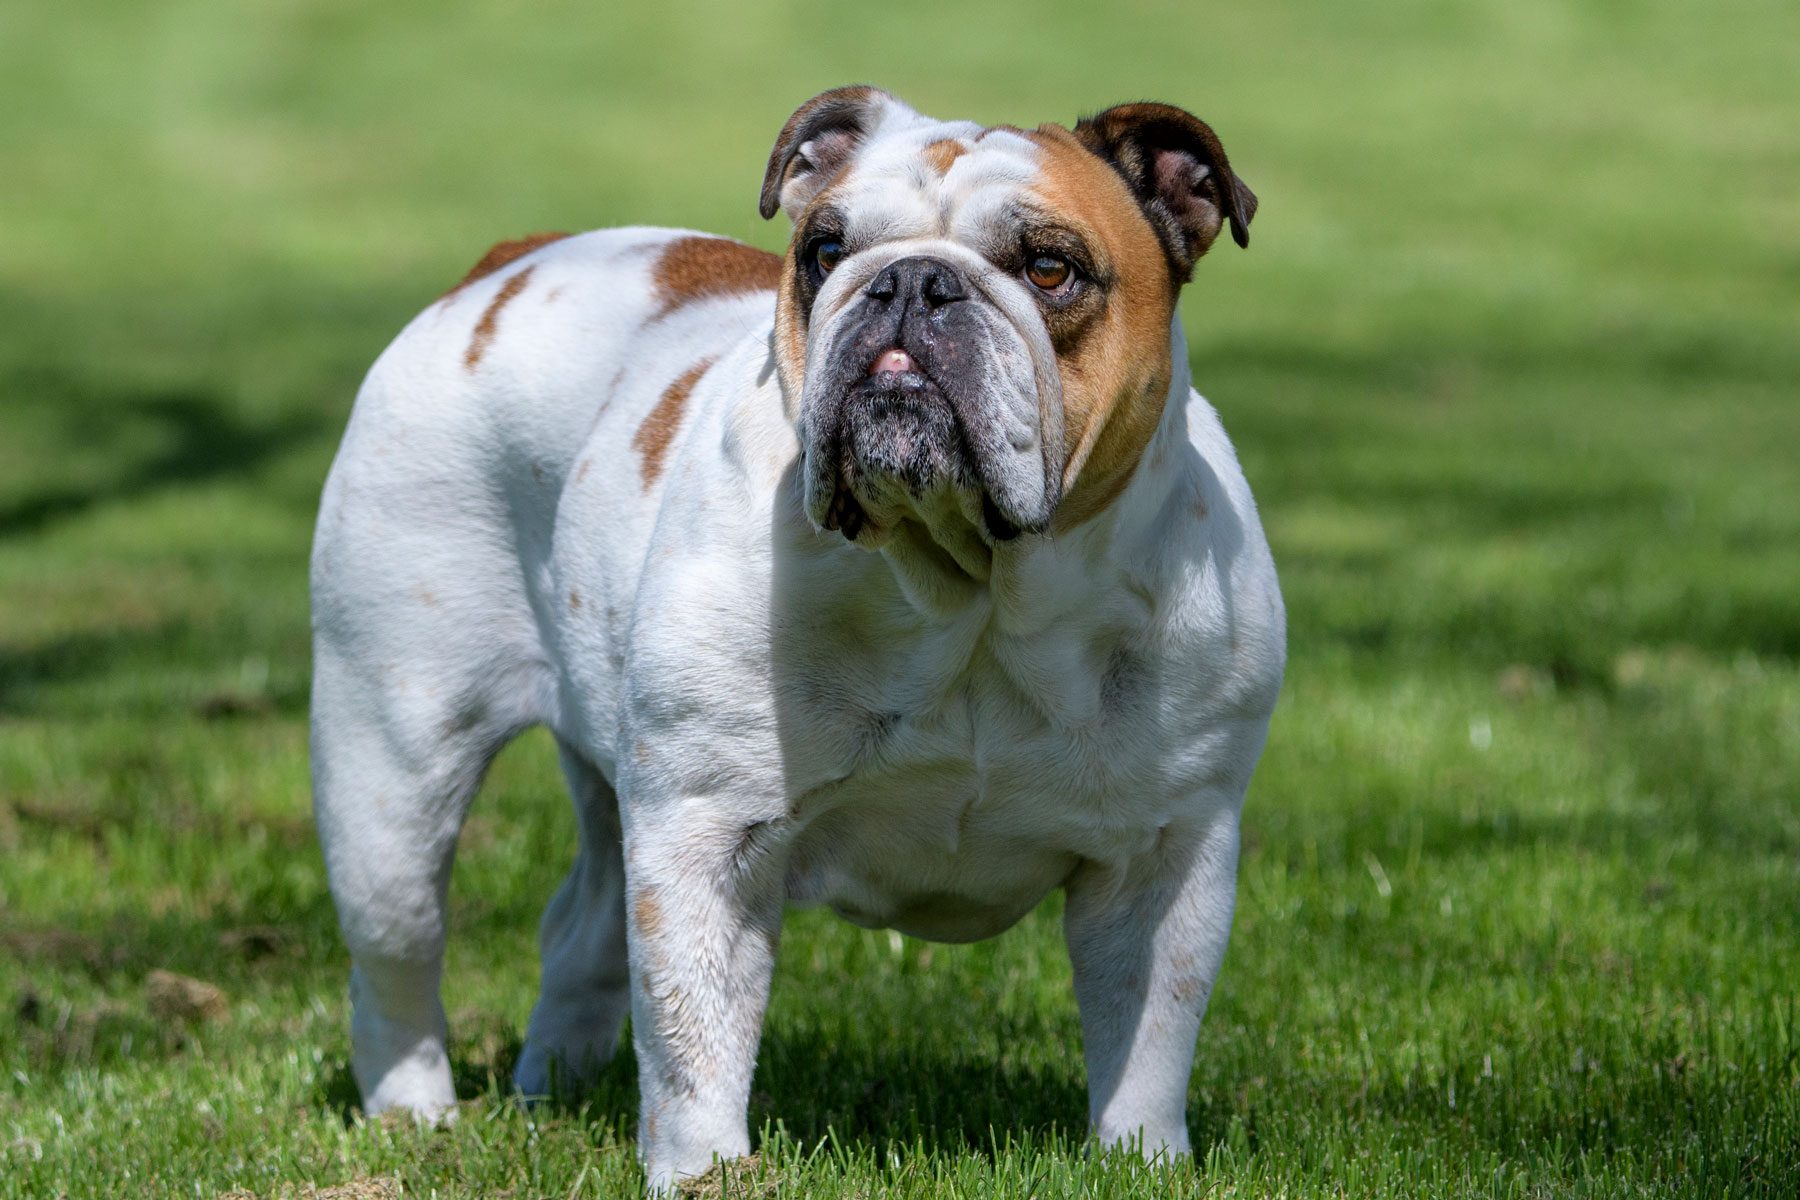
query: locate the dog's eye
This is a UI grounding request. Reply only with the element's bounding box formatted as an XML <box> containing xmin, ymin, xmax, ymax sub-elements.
<box><xmin>811</xmin><ymin>239</ymin><xmax>844</xmax><ymax>278</ymax></box>
<box><xmin>1025</xmin><ymin>253</ymin><xmax>1073</xmax><ymax>293</ymax></box>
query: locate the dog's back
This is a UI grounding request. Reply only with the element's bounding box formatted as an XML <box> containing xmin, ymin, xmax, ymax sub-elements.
<box><xmin>312</xmin><ymin>227</ymin><xmax>782</xmax><ymax>744</ymax></box>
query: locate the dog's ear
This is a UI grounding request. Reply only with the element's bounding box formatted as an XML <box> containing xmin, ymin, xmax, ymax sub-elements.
<box><xmin>1073</xmin><ymin>102</ymin><xmax>1257</xmax><ymax>280</ymax></box>
<box><xmin>760</xmin><ymin>86</ymin><xmax>907</xmax><ymax>222</ymax></box>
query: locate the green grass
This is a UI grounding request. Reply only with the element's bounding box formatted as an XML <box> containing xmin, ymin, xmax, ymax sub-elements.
<box><xmin>2</xmin><ymin>0</ymin><xmax>1797</xmax><ymax>1195</ymax></box>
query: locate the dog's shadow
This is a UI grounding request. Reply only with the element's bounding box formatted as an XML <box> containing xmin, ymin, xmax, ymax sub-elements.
<box><xmin>748</xmin><ymin>1023</ymin><xmax>1091</xmax><ymax>1152</ymax></box>
<box><xmin>315</xmin><ymin>1023</ymin><xmax>638</xmax><ymax>1130</ymax></box>
<box><xmin>313</xmin><ymin>1018</ymin><xmax>1094</xmax><ymax>1155</ymax></box>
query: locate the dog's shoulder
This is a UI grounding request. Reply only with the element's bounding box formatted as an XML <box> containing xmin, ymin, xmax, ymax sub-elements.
<box><xmin>1137</xmin><ymin>388</ymin><xmax>1286</xmax><ymax>726</ymax></box>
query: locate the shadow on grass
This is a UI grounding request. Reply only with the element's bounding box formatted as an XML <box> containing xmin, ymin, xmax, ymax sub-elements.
<box><xmin>0</xmin><ymin>373</ymin><xmax>330</xmax><ymax>716</ymax></box>
<box><xmin>314</xmin><ymin>1026</ymin><xmax>577</xmax><ymax>1129</ymax></box>
<box><xmin>0</xmin><ymin>618</ymin><xmax>187</xmax><ymax>715</ymax></box>
<box><xmin>310</xmin><ymin>1019</ymin><xmax>1089</xmax><ymax>1154</ymax></box>
<box><xmin>2</xmin><ymin>891</ymin><xmax>341</xmax><ymax>981</ymax></box>
<box><xmin>0</xmin><ymin>380</ymin><xmax>329</xmax><ymax>539</ymax></box>
<box><xmin>751</xmin><ymin>1021</ymin><xmax>1089</xmax><ymax>1154</ymax></box>
<box><xmin>0</xmin><ymin>612</ymin><xmax>315</xmax><ymax>719</ymax></box>
<box><xmin>299</xmin><ymin>1001</ymin><xmax>1794</xmax><ymax>1193</ymax></box>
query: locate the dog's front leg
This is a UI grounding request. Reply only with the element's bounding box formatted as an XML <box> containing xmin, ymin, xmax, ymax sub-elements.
<box><xmin>624</xmin><ymin>803</ymin><xmax>787</xmax><ymax>1192</ymax></box>
<box><xmin>1063</xmin><ymin>810</ymin><xmax>1242</xmax><ymax>1160</ymax></box>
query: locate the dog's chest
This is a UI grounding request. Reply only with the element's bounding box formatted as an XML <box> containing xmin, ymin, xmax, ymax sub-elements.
<box><xmin>775</xmin><ymin>588</ymin><xmax>1181</xmax><ymax>940</ymax></box>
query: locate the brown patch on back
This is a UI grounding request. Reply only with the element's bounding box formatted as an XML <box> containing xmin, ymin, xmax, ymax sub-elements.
<box><xmin>452</xmin><ymin>231</ymin><xmax>568</xmax><ymax>292</ymax></box>
<box><xmin>1026</xmin><ymin>125</ymin><xmax>1181</xmax><ymax>531</ymax></box>
<box><xmin>632</xmin><ymin>357</ymin><xmax>717</xmax><ymax>490</ymax></box>
<box><xmin>922</xmin><ymin>138</ymin><xmax>967</xmax><ymax>174</ymax></box>
<box><xmin>651</xmin><ymin>236</ymin><xmax>782</xmax><ymax>317</ymax></box>
<box><xmin>463</xmin><ymin>266</ymin><xmax>535</xmax><ymax>371</ymax></box>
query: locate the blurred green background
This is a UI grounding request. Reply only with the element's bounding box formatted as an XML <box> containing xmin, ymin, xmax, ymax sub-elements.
<box><xmin>1</xmin><ymin>1</ymin><xmax>1796</xmax><ymax>1196</ymax></box>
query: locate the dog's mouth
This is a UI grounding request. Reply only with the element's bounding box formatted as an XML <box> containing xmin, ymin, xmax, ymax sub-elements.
<box><xmin>814</xmin><ymin>344</ymin><xmax>1024</xmax><ymax>546</ymax></box>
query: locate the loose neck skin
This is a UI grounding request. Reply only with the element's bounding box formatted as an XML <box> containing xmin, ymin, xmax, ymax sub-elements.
<box><xmin>873</xmin><ymin>319</ymin><xmax>1195</xmax><ymax>630</ymax></box>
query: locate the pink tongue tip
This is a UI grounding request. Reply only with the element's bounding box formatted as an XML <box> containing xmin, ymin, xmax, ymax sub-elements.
<box><xmin>871</xmin><ymin>348</ymin><xmax>916</xmax><ymax>376</ymax></box>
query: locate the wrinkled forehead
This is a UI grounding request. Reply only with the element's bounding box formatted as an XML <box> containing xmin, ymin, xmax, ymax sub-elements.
<box><xmin>827</xmin><ymin>115</ymin><xmax>1048</xmax><ymax>244</ymax></box>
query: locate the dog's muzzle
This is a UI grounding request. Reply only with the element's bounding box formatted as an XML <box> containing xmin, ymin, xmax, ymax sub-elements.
<box><xmin>803</xmin><ymin>255</ymin><xmax>1051</xmax><ymax>544</ymax></box>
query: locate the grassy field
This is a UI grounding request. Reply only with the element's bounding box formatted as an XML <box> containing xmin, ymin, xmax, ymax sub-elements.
<box><xmin>2</xmin><ymin>0</ymin><xmax>1797</xmax><ymax>1195</ymax></box>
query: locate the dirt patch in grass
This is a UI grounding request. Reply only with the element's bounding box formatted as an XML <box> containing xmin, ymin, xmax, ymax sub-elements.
<box><xmin>219</xmin><ymin>1178</ymin><xmax>402</xmax><ymax>1200</ymax></box>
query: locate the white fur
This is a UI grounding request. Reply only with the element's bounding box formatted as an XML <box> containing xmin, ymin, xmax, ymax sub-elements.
<box><xmin>312</xmin><ymin>112</ymin><xmax>1285</xmax><ymax>1192</ymax></box>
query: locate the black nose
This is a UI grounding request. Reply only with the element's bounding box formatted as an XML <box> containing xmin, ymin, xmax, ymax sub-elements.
<box><xmin>865</xmin><ymin>256</ymin><xmax>969</xmax><ymax>311</ymax></box>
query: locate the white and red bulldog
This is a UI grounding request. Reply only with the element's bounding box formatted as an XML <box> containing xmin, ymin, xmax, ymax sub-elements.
<box><xmin>311</xmin><ymin>86</ymin><xmax>1285</xmax><ymax>1190</ymax></box>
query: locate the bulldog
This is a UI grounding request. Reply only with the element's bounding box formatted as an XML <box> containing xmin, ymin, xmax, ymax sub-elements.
<box><xmin>311</xmin><ymin>86</ymin><xmax>1285</xmax><ymax>1189</ymax></box>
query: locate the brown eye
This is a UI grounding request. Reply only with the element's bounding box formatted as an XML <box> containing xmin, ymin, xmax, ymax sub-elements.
<box><xmin>1026</xmin><ymin>253</ymin><xmax>1072</xmax><ymax>292</ymax></box>
<box><xmin>813</xmin><ymin>239</ymin><xmax>844</xmax><ymax>275</ymax></box>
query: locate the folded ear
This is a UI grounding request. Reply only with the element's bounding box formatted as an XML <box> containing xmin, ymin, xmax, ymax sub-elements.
<box><xmin>1073</xmin><ymin>102</ymin><xmax>1258</xmax><ymax>280</ymax></box>
<box><xmin>759</xmin><ymin>86</ymin><xmax>910</xmax><ymax>222</ymax></box>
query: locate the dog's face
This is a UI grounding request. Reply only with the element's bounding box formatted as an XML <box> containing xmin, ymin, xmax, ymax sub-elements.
<box><xmin>764</xmin><ymin>88</ymin><xmax>1257</xmax><ymax>545</ymax></box>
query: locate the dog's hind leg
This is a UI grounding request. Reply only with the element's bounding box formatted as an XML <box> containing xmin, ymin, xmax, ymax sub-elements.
<box><xmin>513</xmin><ymin>739</ymin><xmax>630</xmax><ymax>1100</ymax></box>
<box><xmin>311</xmin><ymin>638</ymin><xmax>546</xmax><ymax>1121</ymax></box>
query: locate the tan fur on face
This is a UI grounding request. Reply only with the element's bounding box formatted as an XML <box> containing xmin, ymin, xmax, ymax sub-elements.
<box><xmin>772</xmin><ymin>256</ymin><xmax>809</xmax><ymax>413</ymax></box>
<box><xmin>1027</xmin><ymin>125</ymin><xmax>1180</xmax><ymax>531</ymax></box>
<box><xmin>770</xmin><ymin>159</ymin><xmax>861</xmax><ymax>412</ymax></box>
<box><xmin>652</xmin><ymin>236</ymin><xmax>782</xmax><ymax>317</ymax></box>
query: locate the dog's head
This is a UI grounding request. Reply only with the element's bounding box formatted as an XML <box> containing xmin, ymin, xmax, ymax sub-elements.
<box><xmin>763</xmin><ymin>87</ymin><xmax>1256</xmax><ymax>546</ymax></box>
